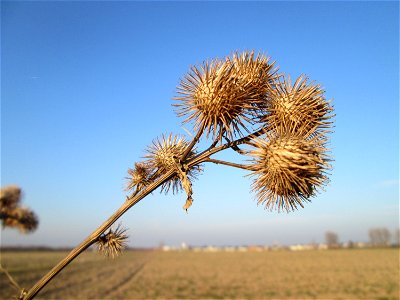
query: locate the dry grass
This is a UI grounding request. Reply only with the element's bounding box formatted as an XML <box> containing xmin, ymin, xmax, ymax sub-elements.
<box><xmin>1</xmin><ymin>248</ymin><xmax>398</xmax><ymax>299</ymax></box>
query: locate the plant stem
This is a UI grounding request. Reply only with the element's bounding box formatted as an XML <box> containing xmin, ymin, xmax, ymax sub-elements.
<box><xmin>22</xmin><ymin>169</ymin><xmax>175</xmax><ymax>300</ymax></box>
<box><xmin>187</xmin><ymin>127</ymin><xmax>265</xmax><ymax>165</ymax></box>
<box><xmin>21</xmin><ymin>127</ymin><xmax>264</xmax><ymax>299</ymax></box>
<box><xmin>205</xmin><ymin>158</ymin><xmax>255</xmax><ymax>171</ymax></box>
<box><xmin>180</xmin><ymin>123</ymin><xmax>205</xmax><ymax>161</ymax></box>
<box><xmin>0</xmin><ymin>263</ymin><xmax>22</xmax><ymax>292</ymax></box>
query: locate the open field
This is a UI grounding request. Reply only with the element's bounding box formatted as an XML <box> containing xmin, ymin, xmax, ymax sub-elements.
<box><xmin>1</xmin><ymin>248</ymin><xmax>399</xmax><ymax>299</ymax></box>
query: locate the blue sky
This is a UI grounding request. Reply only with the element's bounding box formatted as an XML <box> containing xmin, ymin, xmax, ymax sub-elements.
<box><xmin>1</xmin><ymin>1</ymin><xmax>398</xmax><ymax>248</ymax></box>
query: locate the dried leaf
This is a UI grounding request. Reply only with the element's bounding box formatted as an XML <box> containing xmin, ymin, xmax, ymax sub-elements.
<box><xmin>183</xmin><ymin>196</ymin><xmax>193</xmax><ymax>211</ymax></box>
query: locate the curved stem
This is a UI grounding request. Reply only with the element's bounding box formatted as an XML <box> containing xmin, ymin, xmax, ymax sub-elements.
<box><xmin>21</xmin><ymin>126</ymin><xmax>266</xmax><ymax>300</ymax></box>
<box><xmin>22</xmin><ymin>169</ymin><xmax>175</xmax><ymax>300</ymax></box>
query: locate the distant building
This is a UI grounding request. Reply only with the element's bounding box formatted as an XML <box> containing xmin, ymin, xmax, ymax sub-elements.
<box><xmin>318</xmin><ymin>243</ymin><xmax>328</xmax><ymax>250</ymax></box>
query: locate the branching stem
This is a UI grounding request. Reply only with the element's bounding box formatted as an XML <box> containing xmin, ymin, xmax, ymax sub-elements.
<box><xmin>21</xmin><ymin>126</ymin><xmax>265</xmax><ymax>300</ymax></box>
<box><xmin>205</xmin><ymin>158</ymin><xmax>255</xmax><ymax>171</ymax></box>
<box><xmin>186</xmin><ymin>127</ymin><xmax>266</xmax><ymax>166</ymax></box>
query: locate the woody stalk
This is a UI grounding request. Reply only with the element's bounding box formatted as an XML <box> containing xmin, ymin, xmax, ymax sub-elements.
<box><xmin>18</xmin><ymin>50</ymin><xmax>333</xmax><ymax>299</ymax></box>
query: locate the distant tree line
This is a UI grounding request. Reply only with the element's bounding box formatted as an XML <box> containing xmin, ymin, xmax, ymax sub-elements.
<box><xmin>368</xmin><ymin>228</ymin><xmax>397</xmax><ymax>247</ymax></box>
<box><xmin>325</xmin><ymin>227</ymin><xmax>400</xmax><ymax>248</ymax></box>
<box><xmin>325</xmin><ymin>231</ymin><xmax>340</xmax><ymax>248</ymax></box>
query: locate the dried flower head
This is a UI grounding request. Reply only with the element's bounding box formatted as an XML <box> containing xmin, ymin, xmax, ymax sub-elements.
<box><xmin>262</xmin><ymin>75</ymin><xmax>333</xmax><ymax>136</ymax></box>
<box><xmin>145</xmin><ymin>134</ymin><xmax>200</xmax><ymax>194</ymax></box>
<box><xmin>1</xmin><ymin>207</ymin><xmax>39</xmax><ymax>233</ymax></box>
<box><xmin>126</xmin><ymin>162</ymin><xmax>153</xmax><ymax>192</ymax></box>
<box><xmin>248</xmin><ymin>132</ymin><xmax>330</xmax><ymax>212</ymax></box>
<box><xmin>1</xmin><ymin>186</ymin><xmax>39</xmax><ymax>233</ymax></box>
<box><xmin>0</xmin><ymin>185</ymin><xmax>22</xmax><ymax>210</ymax></box>
<box><xmin>228</xmin><ymin>50</ymin><xmax>277</xmax><ymax>107</ymax></box>
<box><xmin>97</xmin><ymin>225</ymin><xmax>128</xmax><ymax>258</ymax></box>
<box><xmin>174</xmin><ymin>51</ymin><xmax>276</xmax><ymax>140</ymax></box>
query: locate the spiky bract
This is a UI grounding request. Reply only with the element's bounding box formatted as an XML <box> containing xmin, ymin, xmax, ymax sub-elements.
<box><xmin>97</xmin><ymin>225</ymin><xmax>128</xmax><ymax>258</ymax></box>
<box><xmin>126</xmin><ymin>162</ymin><xmax>152</xmax><ymax>192</ymax></box>
<box><xmin>262</xmin><ymin>75</ymin><xmax>333</xmax><ymax>136</ymax></box>
<box><xmin>228</xmin><ymin>50</ymin><xmax>277</xmax><ymax>109</ymax></box>
<box><xmin>248</xmin><ymin>132</ymin><xmax>330</xmax><ymax>212</ymax></box>
<box><xmin>145</xmin><ymin>134</ymin><xmax>200</xmax><ymax>194</ymax></box>
<box><xmin>174</xmin><ymin>51</ymin><xmax>276</xmax><ymax>140</ymax></box>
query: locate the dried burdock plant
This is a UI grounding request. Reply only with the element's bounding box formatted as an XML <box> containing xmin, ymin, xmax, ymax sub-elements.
<box><xmin>1</xmin><ymin>186</ymin><xmax>38</xmax><ymax>298</ymax></box>
<box><xmin>20</xmin><ymin>50</ymin><xmax>334</xmax><ymax>300</ymax></box>
<box><xmin>247</xmin><ymin>130</ymin><xmax>330</xmax><ymax>212</ymax></box>
<box><xmin>2</xmin><ymin>207</ymin><xmax>39</xmax><ymax>233</ymax></box>
<box><xmin>144</xmin><ymin>133</ymin><xmax>200</xmax><ymax>210</ymax></box>
<box><xmin>0</xmin><ymin>185</ymin><xmax>22</xmax><ymax>209</ymax></box>
<box><xmin>228</xmin><ymin>50</ymin><xmax>277</xmax><ymax>106</ymax></box>
<box><xmin>96</xmin><ymin>225</ymin><xmax>128</xmax><ymax>258</ymax></box>
<box><xmin>174</xmin><ymin>51</ymin><xmax>277</xmax><ymax>140</ymax></box>
<box><xmin>0</xmin><ymin>186</ymin><xmax>38</xmax><ymax>233</ymax></box>
<box><xmin>261</xmin><ymin>75</ymin><xmax>333</xmax><ymax>136</ymax></box>
<box><xmin>144</xmin><ymin>134</ymin><xmax>198</xmax><ymax>181</ymax></box>
<box><xmin>126</xmin><ymin>162</ymin><xmax>153</xmax><ymax>192</ymax></box>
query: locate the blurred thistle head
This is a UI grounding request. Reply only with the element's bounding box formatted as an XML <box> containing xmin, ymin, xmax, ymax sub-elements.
<box><xmin>262</xmin><ymin>75</ymin><xmax>334</xmax><ymax>136</ymax></box>
<box><xmin>145</xmin><ymin>133</ymin><xmax>200</xmax><ymax>194</ymax></box>
<box><xmin>174</xmin><ymin>50</ymin><xmax>277</xmax><ymax>140</ymax></box>
<box><xmin>247</xmin><ymin>131</ymin><xmax>331</xmax><ymax>212</ymax></box>
<box><xmin>1</xmin><ymin>207</ymin><xmax>39</xmax><ymax>233</ymax></box>
<box><xmin>97</xmin><ymin>225</ymin><xmax>128</xmax><ymax>258</ymax></box>
<box><xmin>126</xmin><ymin>162</ymin><xmax>152</xmax><ymax>192</ymax></box>
<box><xmin>0</xmin><ymin>185</ymin><xmax>22</xmax><ymax>210</ymax></box>
<box><xmin>0</xmin><ymin>185</ymin><xmax>39</xmax><ymax>233</ymax></box>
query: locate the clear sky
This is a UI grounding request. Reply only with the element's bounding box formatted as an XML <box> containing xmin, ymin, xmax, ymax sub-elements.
<box><xmin>1</xmin><ymin>1</ymin><xmax>399</xmax><ymax>248</ymax></box>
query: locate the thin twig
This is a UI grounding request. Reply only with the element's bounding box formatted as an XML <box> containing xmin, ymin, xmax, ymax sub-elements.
<box><xmin>232</xmin><ymin>127</ymin><xmax>266</xmax><ymax>146</ymax></box>
<box><xmin>0</xmin><ymin>263</ymin><xmax>22</xmax><ymax>292</ymax></box>
<box><xmin>187</xmin><ymin>127</ymin><xmax>266</xmax><ymax>167</ymax></box>
<box><xmin>205</xmin><ymin>158</ymin><xmax>255</xmax><ymax>171</ymax></box>
<box><xmin>180</xmin><ymin>123</ymin><xmax>205</xmax><ymax>161</ymax></box>
<box><xmin>222</xmin><ymin>136</ymin><xmax>247</xmax><ymax>154</ymax></box>
<box><xmin>208</xmin><ymin>137</ymin><xmax>219</xmax><ymax>150</ymax></box>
